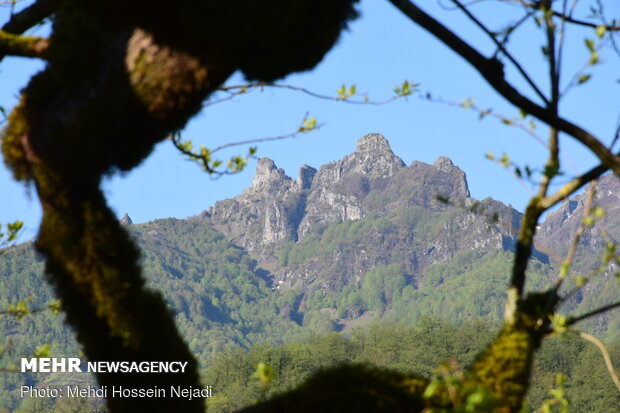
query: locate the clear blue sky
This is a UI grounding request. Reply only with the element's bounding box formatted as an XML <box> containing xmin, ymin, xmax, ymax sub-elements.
<box><xmin>1</xmin><ymin>1</ymin><xmax>619</xmax><ymax>240</ymax></box>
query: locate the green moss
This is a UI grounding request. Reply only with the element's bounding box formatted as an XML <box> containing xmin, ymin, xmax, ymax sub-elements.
<box><xmin>1</xmin><ymin>99</ymin><xmax>32</xmax><ymax>181</ymax></box>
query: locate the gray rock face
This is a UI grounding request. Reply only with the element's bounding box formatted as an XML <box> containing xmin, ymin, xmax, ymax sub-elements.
<box><xmin>120</xmin><ymin>213</ymin><xmax>133</xmax><ymax>225</ymax></box>
<box><xmin>297</xmin><ymin>164</ymin><xmax>317</xmax><ymax>190</ymax></box>
<box><xmin>209</xmin><ymin>157</ymin><xmax>302</xmax><ymax>254</ymax></box>
<box><xmin>206</xmin><ymin>133</ymin><xmax>504</xmax><ymax>267</ymax></box>
<box><xmin>296</xmin><ymin>134</ymin><xmax>406</xmax><ymax>238</ymax></box>
<box><xmin>537</xmin><ymin>173</ymin><xmax>620</xmax><ymax>253</ymax></box>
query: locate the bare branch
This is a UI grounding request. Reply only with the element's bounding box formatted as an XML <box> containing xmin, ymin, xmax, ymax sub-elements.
<box><xmin>388</xmin><ymin>0</ymin><xmax>620</xmax><ymax>178</ymax></box>
<box><xmin>1</xmin><ymin>0</ymin><xmax>58</xmax><ymax>33</ymax></box>
<box><xmin>518</xmin><ymin>0</ymin><xmax>620</xmax><ymax>31</ymax></box>
<box><xmin>558</xmin><ymin>181</ymin><xmax>596</xmax><ymax>279</ymax></box>
<box><xmin>450</xmin><ymin>0</ymin><xmax>549</xmax><ymax>105</ymax></box>
<box><xmin>578</xmin><ymin>331</ymin><xmax>620</xmax><ymax>392</ymax></box>
<box><xmin>567</xmin><ymin>302</ymin><xmax>620</xmax><ymax>326</ymax></box>
<box><xmin>538</xmin><ymin>162</ymin><xmax>608</xmax><ymax>210</ymax></box>
<box><xmin>170</xmin><ymin>114</ymin><xmax>323</xmax><ymax>176</ymax></box>
<box><xmin>544</xmin><ymin>180</ymin><xmax>597</xmax><ymax>314</ymax></box>
<box><xmin>213</xmin><ymin>82</ymin><xmax>405</xmax><ymax>106</ymax></box>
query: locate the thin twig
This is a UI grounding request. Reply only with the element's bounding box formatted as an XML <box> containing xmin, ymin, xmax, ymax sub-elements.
<box><xmin>215</xmin><ymin>82</ymin><xmax>403</xmax><ymax>106</ymax></box>
<box><xmin>567</xmin><ymin>302</ymin><xmax>620</xmax><ymax>326</ymax></box>
<box><xmin>557</xmin><ymin>180</ymin><xmax>597</xmax><ymax>287</ymax></box>
<box><xmin>209</xmin><ymin>124</ymin><xmax>325</xmax><ymax>154</ymax></box>
<box><xmin>578</xmin><ymin>331</ymin><xmax>620</xmax><ymax>392</ymax></box>
<box><xmin>387</xmin><ymin>0</ymin><xmax>620</xmax><ymax>178</ymax></box>
<box><xmin>517</xmin><ymin>0</ymin><xmax>620</xmax><ymax>31</ymax></box>
<box><xmin>543</xmin><ymin>180</ymin><xmax>596</xmax><ymax>314</ymax></box>
<box><xmin>450</xmin><ymin>0</ymin><xmax>549</xmax><ymax>105</ymax></box>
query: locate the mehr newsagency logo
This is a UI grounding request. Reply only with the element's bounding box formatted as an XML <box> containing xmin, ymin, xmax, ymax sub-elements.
<box><xmin>20</xmin><ymin>358</ymin><xmax>213</xmax><ymax>400</ymax></box>
<box><xmin>21</xmin><ymin>357</ymin><xmax>188</xmax><ymax>373</ymax></box>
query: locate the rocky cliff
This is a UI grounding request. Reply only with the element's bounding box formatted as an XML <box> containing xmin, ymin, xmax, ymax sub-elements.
<box><xmin>203</xmin><ymin>134</ymin><xmax>529</xmax><ymax>315</ymax></box>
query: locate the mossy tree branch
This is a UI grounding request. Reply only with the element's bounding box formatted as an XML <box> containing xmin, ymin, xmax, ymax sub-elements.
<box><xmin>0</xmin><ymin>29</ymin><xmax>48</xmax><ymax>58</ymax></box>
<box><xmin>2</xmin><ymin>1</ymin><xmax>360</xmax><ymax>411</ymax></box>
<box><xmin>0</xmin><ymin>0</ymin><xmax>58</xmax><ymax>62</ymax></box>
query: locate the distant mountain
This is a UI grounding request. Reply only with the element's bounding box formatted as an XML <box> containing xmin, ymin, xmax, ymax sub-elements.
<box><xmin>200</xmin><ymin>134</ymin><xmax>539</xmax><ymax>328</ymax></box>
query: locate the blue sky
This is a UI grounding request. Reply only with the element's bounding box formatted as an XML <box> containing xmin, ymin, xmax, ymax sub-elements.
<box><xmin>1</xmin><ymin>1</ymin><xmax>619</xmax><ymax>240</ymax></box>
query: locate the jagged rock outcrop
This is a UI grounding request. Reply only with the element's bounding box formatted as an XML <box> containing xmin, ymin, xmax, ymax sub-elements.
<box><xmin>120</xmin><ymin>213</ymin><xmax>133</xmax><ymax>225</ymax></box>
<box><xmin>205</xmin><ymin>133</ymin><xmax>527</xmax><ymax>300</ymax></box>
<box><xmin>207</xmin><ymin>133</ymin><xmax>480</xmax><ymax>252</ymax></box>
<box><xmin>208</xmin><ymin>158</ymin><xmax>310</xmax><ymax>257</ymax></box>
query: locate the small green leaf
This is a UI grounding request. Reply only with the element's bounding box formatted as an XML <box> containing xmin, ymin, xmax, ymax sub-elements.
<box><xmin>33</xmin><ymin>344</ymin><xmax>51</xmax><ymax>358</ymax></box>
<box><xmin>423</xmin><ymin>380</ymin><xmax>440</xmax><ymax>398</ymax></box>
<box><xmin>573</xmin><ymin>275</ymin><xmax>586</xmax><ymax>287</ymax></box>
<box><xmin>485</xmin><ymin>153</ymin><xmax>495</xmax><ymax>161</ymax></box>
<box><xmin>48</xmin><ymin>300</ymin><xmax>62</xmax><ymax>315</ymax></box>
<box><xmin>595</xmin><ymin>25</ymin><xmax>606</xmax><ymax>39</ymax></box>
<box><xmin>254</xmin><ymin>362</ymin><xmax>275</xmax><ymax>388</ymax></box>
<box><xmin>590</xmin><ymin>50</ymin><xmax>599</xmax><ymax>65</ymax></box>
<box><xmin>519</xmin><ymin>108</ymin><xmax>528</xmax><ymax>119</ymax></box>
<box><xmin>582</xmin><ymin>216</ymin><xmax>595</xmax><ymax>226</ymax></box>
<box><xmin>460</xmin><ymin>98</ymin><xmax>475</xmax><ymax>109</ymax></box>
<box><xmin>578</xmin><ymin>74</ymin><xmax>591</xmax><ymax>84</ymax></box>
<box><xmin>550</xmin><ymin>313</ymin><xmax>568</xmax><ymax>333</ymax></box>
<box><xmin>592</xmin><ymin>206</ymin><xmax>606</xmax><ymax>219</ymax></box>
<box><xmin>585</xmin><ymin>38</ymin><xmax>595</xmax><ymax>52</ymax></box>
<box><xmin>499</xmin><ymin>153</ymin><xmax>510</xmax><ymax>167</ymax></box>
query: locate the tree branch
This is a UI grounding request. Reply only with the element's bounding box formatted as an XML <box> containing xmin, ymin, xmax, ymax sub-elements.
<box><xmin>567</xmin><ymin>302</ymin><xmax>620</xmax><ymax>326</ymax></box>
<box><xmin>388</xmin><ymin>0</ymin><xmax>620</xmax><ymax>178</ymax></box>
<box><xmin>518</xmin><ymin>0</ymin><xmax>620</xmax><ymax>32</ymax></box>
<box><xmin>1</xmin><ymin>0</ymin><xmax>58</xmax><ymax>33</ymax></box>
<box><xmin>450</xmin><ymin>0</ymin><xmax>549</xmax><ymax>105</ymax></box>
<box><xmin>578</xmin><ymin>331</ymin><xmax>620</xmax><ymax>392</ymax></box>
<box><xmin>538</xmin><ymin>162</ymin><xmax>608</xmax><ymax>210</ymax></box>
<box><xmin>0</xmin><ymin>29</ymin><xmax>48</xmax><ymax>58</ymax></box>
<box><xmin>0</xmin><ymin>0</ymin><xmax>57</xmax><ymax>63</ymax></box>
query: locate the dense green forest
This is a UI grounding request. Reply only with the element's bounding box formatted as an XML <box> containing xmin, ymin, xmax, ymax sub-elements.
<box><xmin>202</xmin><ymin>320</ymin><xmax>620</xmax><ymax>412</ymax></box>
<box><xmin>2</xmin><ymin>317</ymin><xmax>618</xmax><ymax>412</ymax></box>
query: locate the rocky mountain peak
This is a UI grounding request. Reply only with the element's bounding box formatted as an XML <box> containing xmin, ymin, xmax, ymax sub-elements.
<box><xmin>325</xmin><ymin>133</ymin><xmax>405</xmax><ymax>181</ymax></box>
<box><xmin>355</xmin><ymin>133</ymin><xmax>393</xmax><ymax>154</ymax></box>
<box><xmin>120</xmin><ymin>213</ymin><xmax>132</xmax><ymax>225</ymax></box>
<box><xmin>210</xmin><ymin>133</ymin><xmax>476</xmax><ymax>251</ymax></box>
<box><xmin>297</xmin><ymin>164</ymin><xmax>317</xmax><ymax>190</ymax></box>
<box><xmin>433</xmin><ymin>156</ymin><xmax>455</xmax><ymax>172</ymax></box>
<box><xmin>251</xmin><ymin>158</ymin><xmax>292</xmax><ymax>191</ymax></box>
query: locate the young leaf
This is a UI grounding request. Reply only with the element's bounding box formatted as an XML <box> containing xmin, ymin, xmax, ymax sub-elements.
<box><xmin>578</xmin><ymin>74</ymin><xmax>592</xmax><ymax>84</ymax></box>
